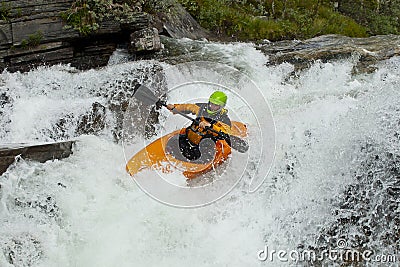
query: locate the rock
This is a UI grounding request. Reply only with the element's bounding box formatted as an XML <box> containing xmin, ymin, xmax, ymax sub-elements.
<box><xmin>76</xmin><ymin>102</ymin><xmax>106</xmax><ymax>135</ymax></box>
<box><xmin>146</xmin><ymin>0</ymin><xmax>212</xmax><ymax>40</ymax></box>
<box><xmin>258</xmin><ymin>34</ymin><xmax>400</xmax><ymax>75</ymax></box>
<box><xmin>3</xmin><ymin>233</ymin><xmax>43</xmax><ymax>266</ymax></box>
<box><xmin>119</xmin><ymin>12</ymin><xmax>153</xmax><ymax>32</ymax></box>
<box><xmin>129</xmin><ymin>27</ymin><xmax>162</xmax><ymax>53</ymax></box>
<box><xmin>0</xmin><ymin>0</ymin><xmax>215</xmax><ymax>73</ymax></box>
<box><xmin>69</xmin><ymin>41</ymin><xmax>117</xmax><ymax>70</ymax></box>
<box><xmin>0</xmin><ymin>141</ymin><xmax>75</xmax><ymax>175</ymax></box>
<box><xmin>0</xmin><ymin>92</ymin><xmax>11</xmax><ymax>108</ymax></box>
<box><xmin>5</xmin><ymin>42</ymin><xmax>74</xmax><ymax>72</ymax></box>
<box><xmin>11</xmin><ymin>17</ymin><xmax>78</xmax><ymax>45</ymax></box>
<box><xmin>0</xmin><ymin>0</ymin><xmax>154</xmax><ymax>73</ymax></box>
<box><xmin>0</xmin><ymin>21</ymin><xmax>13</xmax><ymax>48</ymax></box>
<box><xmin>103</xmin><ymin>63</ymin><xmax>167</xmax><ymax>142</ymax></box>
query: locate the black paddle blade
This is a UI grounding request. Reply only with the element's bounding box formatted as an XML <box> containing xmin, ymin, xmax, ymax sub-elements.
<box><xmin>230</xmin><ymin>135</ymin><xmax>249</xmax><ymax>153</ymax></box>
<box><xmin>133</xmin><ymin>84</ymin><xmax>159</xmax><ymax>106</ymax></box>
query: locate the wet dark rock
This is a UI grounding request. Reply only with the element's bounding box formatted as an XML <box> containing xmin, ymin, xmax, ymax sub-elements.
<box><xmin>309</xmin><ymin>147</ymin><xmax>400</xmax><ymax>265</ymax></box>
<box><xmin>44</xmin><ymin>114</ymin><xmax>75</xmax><ymax>140</ymax></box>
<box><xmin>97</xmin><ymin>63</ymin><xmax>167</xmax><ymax>142</ymax></box>
<box><xmin>0</xmin><ymin>92</ymin><xmax>11</xmax><ymax>108</ymax></box>
<box><xmin>258</xmin><ymin>34</ymin><xmax>400</xmax><ymax>75</ymax></box>
<box><xmin>14</xmin><ymin>195</ymin><xmax>61</xmax><ymax>220</ymax></box>
<box><xmin>137</xmin><ymin>35</ymin><xmax>208</xmax><ymax>63</ymax></box>
<box><xmin>3</xmin><ymin>234</ymin><xmax>43</xmax><ymax>266</ymax></box>
<box><xmin>0</xmin><ymin>141</ymin><xmax>74</xmax><ymax>175</ymax></box>
<box><xmin>129</xmin><ymin>27</ymin><xmax>162</xmax><ymax>54</ymax></box>
<box><xmin>76</xmin><ymin>102</ymin><xmax>106</xmax><ymax>135</ymax></box>
<box><xmin>146</xmin><ymin>0</ymin><xmax>211</xmax><ymax>40</ymax></box>
<box><xmin>300</xmin><ymin>104</ymin><xmax>400</xmax><ymax>265</ymax></box>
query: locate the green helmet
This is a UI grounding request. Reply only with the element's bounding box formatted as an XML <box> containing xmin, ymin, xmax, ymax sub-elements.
<box><xmin>207</xmin><ymin>91</ymin><xmax>227</xmax><ymax>115</ymax></box>
<box><xmin>209</xmin><ymin>91</ymin><xmax>227</xmax><ymax>106</ymax></box>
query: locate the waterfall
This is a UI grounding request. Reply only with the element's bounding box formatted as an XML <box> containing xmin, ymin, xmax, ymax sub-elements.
<box><xmin>0</xmin><ymin>39</ymin><xmax>399</xmax><ymax>266</ymax></box>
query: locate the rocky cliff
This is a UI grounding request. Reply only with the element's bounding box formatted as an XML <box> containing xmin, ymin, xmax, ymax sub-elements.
<box><xmin>0</xmin><ymin>0</ymin><xmax>210</xmax><ymax>73</ymax></box>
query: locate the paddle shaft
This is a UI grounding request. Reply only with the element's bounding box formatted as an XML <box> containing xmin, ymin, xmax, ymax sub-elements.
<box><xmin>161</xmin><ymin>103</ymin><xmax>195</xmax><ymax>122</ymax></box>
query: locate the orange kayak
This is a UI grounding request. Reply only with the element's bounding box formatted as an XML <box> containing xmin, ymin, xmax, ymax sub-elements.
<box><xmin>126</xmin><ymin>121</ymin><xmax>247</xmax><ymax>179</ymax></box>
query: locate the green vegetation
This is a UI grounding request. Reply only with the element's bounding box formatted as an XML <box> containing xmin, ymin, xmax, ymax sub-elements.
<box><xmin>20</xmin><ymin>31</ymin><xmax>43</xmax><ymax>49</ymax></box>
<box><xmin>61</xmin><ymin>0</ymin><xmax>144</xmax><ymax>35</ymax></box>
<box><xmin>339</xmin><ymin>0</ymin><xmax>400</xmax><ymax>35</ymax></box>
<box><xmin>16</xmin><ymin>8</ymin><xmax>22</xmax><ymax>18</ymax></box>
<box><xmin>0</xmin><ymin>2</ymin><xmax>12</xmax><ymax>21</ymax></box>
<box><xmin>178</xmin><ymin>0</ymin><xmax>399</xmax><ymax>41</ymax></box>
<box><xmin>61</xmin><ymin>0</ymin><xmax>400</xmax><ymax>40</ymax></box>
<box><xmin>60</xmin><ymin>0</ymin><xmax>97</xmax><ymax>35</ymax></box>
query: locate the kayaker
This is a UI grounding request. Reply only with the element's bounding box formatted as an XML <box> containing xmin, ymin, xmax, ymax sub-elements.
<box><xmin>166</xmin><ymin>91</ymin><xmax>232</xmax><ymax>160</ymax></box>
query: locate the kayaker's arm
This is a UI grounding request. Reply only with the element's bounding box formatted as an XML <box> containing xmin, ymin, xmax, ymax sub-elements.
<box><xmin>167</xmin><ymin>104</ymin><xmax>200</xmax><ymax>115</ymax></box>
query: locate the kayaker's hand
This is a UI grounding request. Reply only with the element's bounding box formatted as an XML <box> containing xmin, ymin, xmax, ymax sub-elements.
<box><xmin>166</xmin><ymin>104</ymin><xmax>175</xmax><ymax>111</ymax></box>
<box><xmin>199</xmin><ymin>121</ymin><xmax>211</xmax><ymax>129</ymax></box>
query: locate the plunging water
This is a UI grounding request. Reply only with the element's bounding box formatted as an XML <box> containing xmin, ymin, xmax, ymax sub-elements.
<box><xmin>0</xmin><ymin>39</ymin><xmax>399</xmax><ymax>266</ymax></box>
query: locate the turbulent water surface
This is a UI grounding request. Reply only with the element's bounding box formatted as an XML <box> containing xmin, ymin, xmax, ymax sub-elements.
<box><xmin>0</xmin><ymin>38</ymin><xmax>399</xmax><ymax>266</ymax></box>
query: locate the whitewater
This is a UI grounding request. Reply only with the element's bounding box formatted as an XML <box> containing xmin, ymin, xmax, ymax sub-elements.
<box><xmin>0</xmin><ymin>39</ymin><xmax>399</xmax><ymax>266</ymax></box>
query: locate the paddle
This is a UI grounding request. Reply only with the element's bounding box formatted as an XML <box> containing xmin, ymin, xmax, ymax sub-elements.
<box><xmin>132</xmin><ymin>84</ymin><xmax>249</xmax><ymax>153</ymax></box>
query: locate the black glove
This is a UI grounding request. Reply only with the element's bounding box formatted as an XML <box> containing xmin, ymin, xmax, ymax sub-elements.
<box><xmin>193</xmin><ymin>117</ymin><xmax>201</xmax><ymax>125</ymax></box>
<box><xmin>155</xmin><ymin>100</ymin><xmax>165</xmax><ymax>110</ymax></box>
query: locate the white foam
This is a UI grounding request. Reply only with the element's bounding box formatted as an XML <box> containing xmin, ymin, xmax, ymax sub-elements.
<box><xmin>0</xmin><ymin>42</ymin><xmax>399</xmax><ymax>266</ymax></box>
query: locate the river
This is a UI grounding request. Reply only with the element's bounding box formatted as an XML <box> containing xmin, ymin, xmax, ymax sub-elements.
<box><xmin>0</xmin><ymin>37</ymin><xmax>399</xmax><ymax>266</ymax></box>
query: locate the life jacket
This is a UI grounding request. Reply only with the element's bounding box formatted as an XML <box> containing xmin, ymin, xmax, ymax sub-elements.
<box><xmin>176</xmin><ymin>103</ymin><xmax>231</xmax><ymax>146</ymax></box>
